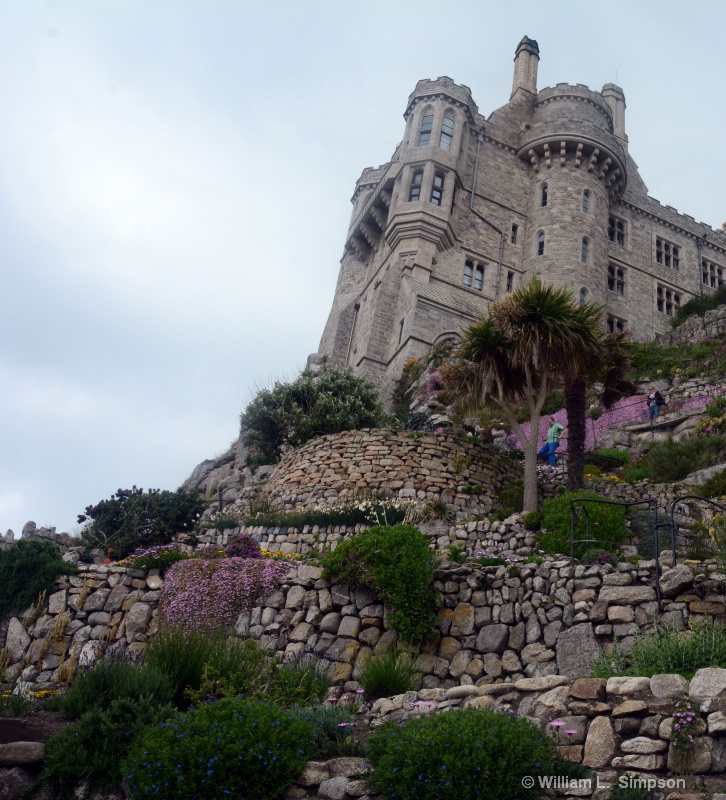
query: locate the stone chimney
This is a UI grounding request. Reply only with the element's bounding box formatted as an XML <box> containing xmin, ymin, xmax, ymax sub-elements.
<box><xmin>511</xmin><ymin>36</ymin><xmax>539</xmax><ymax>97</ymax></box>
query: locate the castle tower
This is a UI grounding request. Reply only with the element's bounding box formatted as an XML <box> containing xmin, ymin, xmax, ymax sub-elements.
<box><xmin>517</xmin><ymin>84</ymin><xmax>627</xmax><ymax>308</ymax></box>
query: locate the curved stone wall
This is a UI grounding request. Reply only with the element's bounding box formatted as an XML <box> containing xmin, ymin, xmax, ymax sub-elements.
<box><xmin>261</xmin><ymin>429</ymin><xmax>521</xmax><ymax>512</ymax></box>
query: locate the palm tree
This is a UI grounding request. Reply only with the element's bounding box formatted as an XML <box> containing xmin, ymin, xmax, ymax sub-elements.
<box><xmin>564</xmin><ymin>331</ymin><xmax>637</xmax><ymax>491</ymax></box>
<box><xmin>453</xmin><ymin>276</ymin><xmax>603</xmax><ymax>512</ymax></box>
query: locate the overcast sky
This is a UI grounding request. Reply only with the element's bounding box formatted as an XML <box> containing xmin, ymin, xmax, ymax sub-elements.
<box><xmin>1</xmin><ymin>0</ymin><xmax>725</xmax><ymax>537</ymax></box>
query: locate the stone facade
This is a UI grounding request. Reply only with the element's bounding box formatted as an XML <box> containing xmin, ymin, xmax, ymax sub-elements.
<box><xmin>312</xmin><ymin>36</ymin><xmax>726</xmax><ymax>403</ymax></box>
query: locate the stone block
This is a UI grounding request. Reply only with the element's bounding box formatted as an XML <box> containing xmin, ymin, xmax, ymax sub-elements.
<box><xmin>556</xmin><ymin>623</ymin><xmax>599</xmax><ymax>678</ymax></box>
<box><xmin>475</xmin><ymin>624</ymin><xmax>509</xmax><ymax>654</ymax></box>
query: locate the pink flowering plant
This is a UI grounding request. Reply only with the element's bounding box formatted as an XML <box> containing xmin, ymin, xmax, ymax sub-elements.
<box><xmin>122</xmin><ymin>542</ymin><xmax>191</xmax><ymax>572</ymax></box>
<box><xmin>671</xmin><ymin>695</ymin><xmax>699</xmax><ymax>772</ymax></box>
<box><xmin>159</xmin><ymin>556</ymin><xmax>293</xmax><ymax>634</ymax></box>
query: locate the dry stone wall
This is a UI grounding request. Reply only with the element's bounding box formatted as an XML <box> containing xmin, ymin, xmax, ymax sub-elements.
<box><xmin>3</xmin><ymin>540</ymin><xmax>724</xmax><ymax>698</ymax></box>
<box><xmin>259</xmin><ymin>429</ymin><xmax>521</xmax><ymax>513</ymax></box>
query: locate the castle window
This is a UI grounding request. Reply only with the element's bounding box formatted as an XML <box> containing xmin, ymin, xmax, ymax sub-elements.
<box><xmin>656</xmin><ymin>284</ymin><xmax>680</xmax><ymax>316</ymax></box>
<box><xmin>581</xmin><ymin>238</ymin><xmax>589</xmax><ymax>264</ymax></box>
<box><xmin>537</xmin><ymin>231</ymin><xmax>545</xmax><ymax>256</ymax></box>
<box><xmin>582</xmin><ymin>190</ymin><xmax>591</xmax><ymax>214</ymax></box>
<box><xmin>702</xmin><ymin>258</ymin><xmax>724</xmax><ymax>289</ymax></box>
<box><xmin>608</xmin><ymin>216</ymin><xmax>626</xmax><ymax>247</ymax></box>
<box><xmin>408</xmin><ymin>169</ymin><xmax>423</xmax><ymax>201</ymax></box>
<box><xmin>579</xmin><ymin>288</ymin><xmax>588</xmax><ymax>306</ymax></box>
<box><xmin>418</xmin><ymin>111</ymin><xmax>434</xmax><ymax>146</ymax></box>
<box><xmin>541</xmin><ymin>184</ymin><xmax>548</xmax><ymax>207</ymax></box>
<box><xmin>608</xmin><ymin>265</ymin><xmax>625</xmax><ymax>295</ymax></box>
<box><xmin>463</xmin><ymin>260</ymin><xmax>473</xmax><ymax>287</ymax></box>
<box><xmin>474</xmin><ymin>265</ymin><xmax>484</xmax><ymax>291</ymax></box>
<box><xmin>656</xmin><ymin>237</ymin><xmax>680</xmax><ymax>271</ymax></box>
<box><xmin>430</xmin><ymin>171</ymin><xmax>445</xmax><ymax>206</ymax></box>
<box><xmin>440</xmin><ymin>112</ymin><xmax>455</xmax><ymax>151</ymax></box>
<box><xmin>607</xmin><ymin>315</ymin><xmax>626</xmax><ymax>334</ymax></box>
<box><xmin>506</xmin><ymin>271</ymin><xmax>514</xmax><ymax>292</ymax></box>
<box><xmin>511</xmin><ymin>223</ymin><xmax>518</xmax><ymax>245</ymax></box>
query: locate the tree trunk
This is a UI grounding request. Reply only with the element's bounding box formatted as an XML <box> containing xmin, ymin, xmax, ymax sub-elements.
<box><xmin>522</xmin><ymin>415</ymin><xmax>540</xmax><ymax>513</ymax></box>
<box><xmin>565</xmin><ymin>377</ymin><xmax>587</xmax><ymax>492</ymax></box>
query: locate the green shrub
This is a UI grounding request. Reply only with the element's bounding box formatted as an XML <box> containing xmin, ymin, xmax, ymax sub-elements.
<box><xmin>290</xmin><ymin>703</ymin><xmax>366</xmax><ymax>757</ymax></box>
<box><xmin>672</xmin><ymin>283</ymin><xmax>726</xmax><ymax>328</ymax></box>
<box><xmin>541</xmin><ymin>387</ymin><xmax>565</xmax><ymax>415</ymax></box>
<box><xmin>591</xmin><ymin>621</ymin><xmax>726</xmax><ymax>680</ymax></box>
<box><xmin>498</xmin><ymin>479</ymin><xmax>524</xmax><ymax>512</ymax></box>
<box><xmin>537</xmin><ymin>490</ymin><xmax>627</xmax><ymax>559</ymax></box>
<box><xmin>52</xmin><ymin>658</ymin><xmax>174</xmax><ymax>720</ymax></box>
<box><xmin>125</xmin><ymin>698</ymin><xmax>315</xmax><ymax>800</ymax></box>
<box><xmin>585</xmin><ymin>447</ymin><xmax>630</xmax><ymax>472</ymax></box>
<box><xmin>320</xmin><ymin>524</ymin><xmax>437</xmax><ymax>641</ymax></box>
<box><xmin>583</xmin><ymin>463</ymin><xmax>602</xmax><ymax>477</ymax></box>
<box><xmin>78</xmin><ymin>486</ymin><xmax>205</xmax><ymax>559</ymax></box>
<box><xmin>242</xmin><ymin>366</ymin><xmax>388</xmax><ymax>469</ymax></box>
<box><xmin>359</xmin><ymin>647</ymin><xmax>420</xmax><ymax>701</ymax></box>
<box><xmin>475</xmin><ymin>555</ymin><xmax>506</xmax><ymax>567</ymax></box>
<box><xmin>697</xmin><ymin>468</ymin><xmax>726</xmax><ymax>499</ymax></box>
<box><xmin>367</xmin><ymin>707</ymin><xmax>561</xmax><ymax>800</ymax></box>
<box><xmin>0</xmin><ymin>539</ymin><xmax>76</xmax><ymax>622</ymax></box>
<box><xmin>40</xmin><ymin>695</ymin><xmax>175</xmax><ymax>799</ymax></box>
<box><xmin>522</xmin><ymin>511</ymin><xmax>541</xmax><ymax>531</ymax></box>
<box><xmin>447</xmin><ymin>544</ymin><xmax>467</xmax><ymax>563</ymax></box>
<box><xmin>631</xmin><ymin>435</ymin><xmax>726</xmax><ymax>483</ymax></box>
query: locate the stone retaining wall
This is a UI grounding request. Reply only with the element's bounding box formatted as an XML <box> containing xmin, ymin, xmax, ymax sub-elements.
<box><xmin>260</xmin><ymin>429</ymin><xmax>521</xmax><ymax>513</ymax></box>
<box><xmin>2</xmin><ymin>548</ymin><xmax>724</xmax><ymax>698</ymax></box>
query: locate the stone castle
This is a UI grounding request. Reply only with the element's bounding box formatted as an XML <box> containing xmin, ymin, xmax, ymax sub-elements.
<box><xmin>311</xmin><ymin>36</ymin><xmax>726</xmax><ymax>403</ymax></box>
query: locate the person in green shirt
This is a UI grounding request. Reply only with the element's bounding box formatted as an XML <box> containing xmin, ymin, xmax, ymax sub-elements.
<box><xmin>538</xmin><ymin>416</ymin><xmax>566</xmax><ymax>466</ymax></box>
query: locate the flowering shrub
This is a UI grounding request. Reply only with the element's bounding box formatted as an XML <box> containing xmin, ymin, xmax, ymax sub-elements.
<box><xmin>122</xmin><ymin>543</ymin><xmax>191</xmax><ymax>572</ymax></box>
<box><xmin>224</xmin><ymin>533</ymin><xmax>261</xmax><ymax>559</ymax></box>
<box><xmin>159</xmin><ymin>557</ymin><xmax>292</xmax><ymax>633</ymax></box>
<box><xmin>367</xmin><ymin>707</ymin><xmax>565</xmax><ymax>800</ymax></box>
<box><xmin>125</xmin><ymin>698</ymin><xmax>315</xmax><ymax>800</ymax></box>
<box><xmin>320</xmin><ymin>525</ymin><xmax>438</xmax><ymax>641</ymax></box>
<box><xmin>537</xmin><ymin>490</ymin><xmax>627</xmax><ymax>559</ymax></box>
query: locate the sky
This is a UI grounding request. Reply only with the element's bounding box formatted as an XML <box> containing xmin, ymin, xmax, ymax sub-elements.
<box><xmin>1</xmin><ymin>0</ymin><xmax>725</xmax><ymax>537</ymax></box>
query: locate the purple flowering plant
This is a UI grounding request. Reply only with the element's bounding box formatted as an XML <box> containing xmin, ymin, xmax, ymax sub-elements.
<box><xmin>671</xmin><ymin>695</ymin><xmax>699</xmax><ymax>772</ymax></box>
<box><xmin>159</xmin><ymin>556</ymin><xmax>293</xmax><ymax>634</ymax></box>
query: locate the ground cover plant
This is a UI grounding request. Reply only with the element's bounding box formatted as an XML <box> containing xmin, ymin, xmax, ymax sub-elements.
<box><xmin>290</xmin><ymin>703</ymin><xmax>366</xmax><ymax>757</ymax></box>
<box><xmin>537</xmin><ymin>490</ymin><xmax>627</xmax><ymax>559</ymax></box>
<box><xmin>121</xmin><ymin>542</ymin><xmax>192</xmax><ymax>572</ymax></box>
<box><xmin>628</xmin><ymin>339</ymin><xmax>726</xmax><ymax>382</ymax></box>
<box><xmin>320</xmin><ymin>524</ymin><xmax>438</xmax><ymax>641</ymax></box>
<box><xmin>125</xmin><ymin>697</ymin><xmax>316</xmax><ymax>800</ymax></box>
<box><xmin>78</xmin><ymin>486</ymin><xmax>205</xmax><ymax>558</ymax></box>
<box><xmin>0</xmin><ymin>539</ymin><xmax>76</xmax><ymax>622</ymax></box>
<box><xmin>158</xmin><ymin>556</ymin><xmax>292</xmax><ymax>633</ymax></box>
<box><xmin>591</xmin><ymin>620</ymin><xmax>726</xmax><ymax>680</ymax></box>
<box><xmin>244</xmin><ymin>497</ymin><xmax>410</xmax><ymax>528</ymax></box>
<box><xmin>367</xmin><ymin>706</ymin><xmax>573</xmax><ymax>800</ymax></box>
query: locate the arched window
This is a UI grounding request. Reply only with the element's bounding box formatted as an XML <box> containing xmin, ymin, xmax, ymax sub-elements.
<box><xmin>408</xmin><ymin>169</ymin><xmax>423</xmax><ymax>201</ymax></box>
<box><xmin>418</xmin><ymin>109</ymin><xmax>434</xmax><ymax>146</ymax></box>
<box><xmin>582</xmin><ymin>189</ymin><xmax>591</xmax><ymax>213</ymax></box>
<box><xmin>579</xmin><ymin>288</ymin><xmax>588</xmax><ymax>307</ymax></box>
<box><xmin>581</xmin><ymin>238</ymin><xmax>589</xmax><ymax>264</ymax></box>
<box><xmin>541</xmin><ymin>183</ymin><xmax>548</xmax><ymax>207</ymax></box>
<box><xmin>440</xmin><ymin>112</ymin><xmax>455</xmax><ymax>151</ymax></box>
<box><xmin>537</xmin><ymin>231</ymin><xmax>545</xmax><ymax>256</ymax></box>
